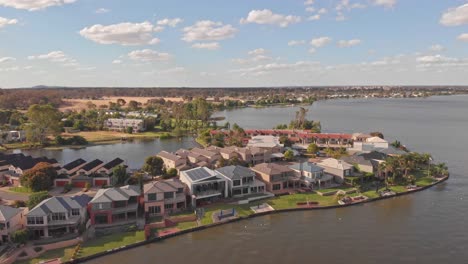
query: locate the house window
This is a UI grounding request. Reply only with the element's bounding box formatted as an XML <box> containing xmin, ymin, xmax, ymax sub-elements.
<box><xmin>71</xmin><ymin>209</ymin><xmax>80</xmax><ymax>216</ymax></box>
<box><xmin>272</xmin><ymin>184</ymin><xmax>281</xmax><ymax>191</ymax></box>
<box><xmin>27</xmin><ymin>217</ymin><xmax>44</xmax><ymax>225</ymax></box>
<box><xmin>52</xmin><ymin>213</ymin><xmax>66</xmax><ymax>221</ymax></box>
<box><xmin>233</xmin><ymin>180</ymin><xmax>241</xmax><ymax>186</ymax></box>
<box><xmin>233</xmin><ymin>189</ymin><xmax>242</xmax><ymax>195</ymax></box>
<box><xmin>148</xmin><ymin>193</ymin><xmax>157</xmax><ymax>201</ymax></box>
<box><xmin>148</xmin><ymin>206</ymin><xmax>161</xmax><ymax>215</ymax></box>
<box><xmin>164</xmin><ymin>204</ymin><xmax>173</xmax><ymax>210</ymax></box>
<box><xmin>164</xmin><ymin>192</ymin><xmax>174</xmax><ymax>199</ymax></box>
<box><xmin>177</xmin><ymin>188</ymin><xmax>184</xmax><ymax>193</ymax></box>
<box><xmin>0</xmin><ymin>223</ymin><xmax>5</xmax><ymax>230</ymax></box>
<box><xmin>243</xmin><ymin>188</ymin><xmax>249</xmax><ymax>194</ymax></box>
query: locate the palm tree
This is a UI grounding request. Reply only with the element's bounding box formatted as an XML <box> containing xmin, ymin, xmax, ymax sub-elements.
<box><xmin>378</xmin><ymin>162</ymin><xmax>389</xmax><ymax>190</ymax></box>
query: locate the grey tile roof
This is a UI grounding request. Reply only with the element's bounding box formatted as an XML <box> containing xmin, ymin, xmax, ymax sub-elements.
<box><xmin>90</xmin><ymin>185</ymin><xmax>141</xmax><ymax>204</ymax></box>
<box><xmin>27</xmin><ymin>195</ymin><xmax>88</xmax><ymax>217</ymax></box>
<box><xmin>216</xmin><ymin>165</ymin><xmax>255</xmax><ymax>180</ymax></box>
<box><xmin>144</xmin><ymin>179</ymin><xmax>185</xmax><ymax>194</ymax></box>
<box><xmin>0</xmin><ymin>205</ymin><xmax>22</xmax><ymax>222</ymax></box>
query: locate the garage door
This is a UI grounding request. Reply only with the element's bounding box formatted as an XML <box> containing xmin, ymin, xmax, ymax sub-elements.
<box><xmin>55</xmin><ymin>180</ymin><xmax>68</xmax><ymax>187</ymax></box>
<box><xmin>94</xmin><ymin>180</ymin><xmax>108</xmax><ymax>186</ymax></box>
<box><xmin>73</xmin><ymin>181</ymin><xmax>86</xmax><ymax>188</ymax></box>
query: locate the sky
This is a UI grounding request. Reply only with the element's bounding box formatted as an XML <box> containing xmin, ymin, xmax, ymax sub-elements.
<box><xmin>0</xmin><ymin>0</ymin><xmax>468</xmax><ymax>88</ymax></box>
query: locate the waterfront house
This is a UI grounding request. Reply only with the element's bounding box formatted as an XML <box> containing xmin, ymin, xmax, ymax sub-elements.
<box><xmin>190</xmin><ymin>148</ymin><xmax>220</xmax><ymax>166</ymax></box>
<box><xmin>247</xmin><ymin>136</ymin><xmax>284</xmax><ymax>153</ymax></box>
<box><xmin>88</xmin><ymin>185</ymin><xmax>141</xmax><ymax>227</ymax></box>
<box><xmin>72</xmin><ymin>159</ymin><xmax>104</xmax><ymax>188</ymax></box>
<box><xmin>75</xmin><ymin>159</ymin><xmax>104</xmax><ymax>176</ymax></box>
<box><xmin>218</xmin><ymin>146</ymin><xmax>240</xmax><ymax>160</ymax></box>
<box><xmin>143</xmin><ymin>179</ymin><xmax>187</xmax><ymax>217</ymax></box>
<box><xmin>0</xmin><ymin>205</ymin><xmax>25</xmax><ymax>244</ymax></box>
<box><xmin>26</xmin><ymin>195</ymin><xmax>91</xmax><ymax>239</ymax></box>
<box><xmin>340</xmin><ymin>155</ymin><xmax>374</xmax><ymax>174</ymax></box>
<box><xmin>3</xmin><ymin>155</ymin><xmax>59</xmax><ymax>186</ymax></box>
<box><xmin>289</xmin><ymin>162</ymin><xmax>334</xmax><ymax>188</ymax></box>
<box><xmin>316</xmin><ymin>158</ymin><xmax>353</xmax><ymax>183</ymax></box>
<box><xmin>236</xmin><ymin>147</ymin><xmax>271</xmax><ymax>165</ymax></box>
<box><xmin>216</xmin><ymin>165</ymin><xmax>266</xmax><ymax>197</ymax></box>
<box><xmin>179</xmin><ymin>167</ymin><xmax>228</xmax><ymax>206</ymax></box>
<box><xmin>350</xmin><ymin>136</ymin><xmax>389</xmax><ymax>152</ymax></box>
<box><xmin>105</xmin><ymin>118</ymin><xmax>146</xmax><ymax>133</ymax></box>
<box><xmin>157</xmin><ymin>151</ymin><xmax>187</xmax><ymax>171</ymax></box>
<box><xmin>58</xmin><ymin>159</ymin><xmax>87</xmax><ymax>176</ymax></box>
<box><xmin>251</xmin><ymin>163</ymin><xmax>299</xmax><ymax>194</ymax></box>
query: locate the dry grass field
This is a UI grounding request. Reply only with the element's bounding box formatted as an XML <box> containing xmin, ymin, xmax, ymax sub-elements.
<box><xmin>60</xmin><ymin>96</ymin><xmax>184</xmax><ymax>111</ymax></box>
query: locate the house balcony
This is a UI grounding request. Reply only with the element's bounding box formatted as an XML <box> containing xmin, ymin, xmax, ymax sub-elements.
<box><xmin>111</xmin><ymin>203</ymin><xmax>138</xmax><ymax>214</ymax></box>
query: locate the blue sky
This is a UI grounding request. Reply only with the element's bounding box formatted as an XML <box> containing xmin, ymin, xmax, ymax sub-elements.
<box><xmin>0</xmin><ymin>0</ymin><xmax>467</xmax><ymax>88</ymax></box>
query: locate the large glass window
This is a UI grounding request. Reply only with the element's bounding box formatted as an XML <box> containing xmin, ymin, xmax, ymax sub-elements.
<box><xmin>148</xmin><ymin>206</ymin><xmax>161</xmax><ymax>215</ymax></box>
<box><xmin>273</xmin><ymin>184</ymin><xmax>281</xmax><ymax>191</ymax></box>
<box><xmin>164</xmin><ymin>192</ymin><xmax>174</xmax><ymax>199</ymax></box>
<box><xmin>71</xmin><ymin>209</ymin><xmax>80</xmax><ymax>216</ymax></box>
<box><xmin>233</xmin><ymin>180</ymin><xmax>241</xmax><ymax>186</ymax></box>
<box><xmin>148</xmin><ymin>193</ymin><xmax>157</xmax><ymax>201</ymax></box>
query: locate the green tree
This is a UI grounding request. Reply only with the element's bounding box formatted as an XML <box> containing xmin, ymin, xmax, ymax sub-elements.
<box><xmin>11</xmin><ymin>230</ymin><xmax>29</xmax><ymax>244</ymax></box>
<box><xmin>163</xmin><ymin>168</ymin><xmax>178</xmax><ymax>179</ymax></box>
<box><xmin>127</xmin><ymin>100</ymin><xmax>140</xmax><ymax>110</ymax></box>
<box><xmin>28</xmin><ymin>191</ymin><xmax>51</xmax><ymax>209</ymax></box>
<box><xmin>284</xmin><ymin>150</ymin><xmax>295</xmax><ymax>161</ymax></box>
<box><xmin>117</xmin><ymin>98</ymin><xmax>126</xmax><ymax>106</ymax></box>
<box><xmin>126</xmin><ymin>126</ymin><xmax>133</xmax><ymax>134</ymax></box>
<box><xmin>142</xmin><ymin>156</ymin><xmax>164</xmax><ymax>177</ymax></box>
<box><xmin>25</xmin><ymin>104</ymin><xmax>62</xmax><ymax>144</ymax></box>
<box><xmin>307</xmin><ymin>143</ymin><xmax>319</xmax><ymax>154</ymax></box>
<box><xmin>112</xmin><ymin>165</ymin><xmax>129</xmax><ymax>186</ymax></box>
<box><xmin>21</xmin><ymin>163</ymin><xmax>57</xmax><ymax>192</ymax></box>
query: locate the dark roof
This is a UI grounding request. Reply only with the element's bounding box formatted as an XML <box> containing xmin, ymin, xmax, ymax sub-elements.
<box><xmin>102</xmin><ymin>158</ymin><xmax>124</xmax><ymax>170</ymax></box>
<box><xmin>72</xmin><ymin>194</ymin><xmax>92</xmax><ymax>207</ymax></box>
<box><xmin>358</xmin><ymin>151</ymin><xmax>388</xmax><ymax>161</ymax></box>
<box><xmin>341</xmin><ymin>155</ymin><xmax>373</xmax><ymax>167</ymax></box>
<box><xmin>63</xmin><ymin>158</ymin><xmax>87</xmax><ymax>170</ymax></box>
<box><xmin>81</xmin><ymin>159</ymin><xmax>103</xmax><ymax>172</ymax></box>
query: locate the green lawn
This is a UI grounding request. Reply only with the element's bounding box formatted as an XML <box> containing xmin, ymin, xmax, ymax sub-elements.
<box><xmin>200</xmin><ymin>202</ymin><xmax>262</xmax><ymax>225</ymax></box>
<box><xmin>415</xmin><ymin>176</ymin><xmax>434</xmax><ymax>187</ymax></box>
<box><xmin>78</xmin><ymin>231</ymin><xmax>145</xmax><ymax>258</ymax></box>
<box><xmin>317</xmin><ymin>186</ymin><xmax>356</xmax><ymax>193</ymax></box>
<box><xmin>16</xmin><ymin>247</ymin><xmax>75</xmax><ymax>264</ymax></box>
<box><xmin>9</xmin><ymin>186</ymin><xmax>34</xmax><ymax>194</ymax></box>
<box><xmin>267</xmin><ymin>193</ymin><xmax>339</xmax><ymax>210</ymax></box>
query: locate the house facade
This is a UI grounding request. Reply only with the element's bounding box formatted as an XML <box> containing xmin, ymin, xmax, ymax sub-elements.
<box><xmin>316</xmin><ymin>158</ymin><xmax>353</xmax><ymax>182</ymax></box>
<box><xmin>105</xmin><ymin>118</ymin><xmax>146</xmax><ymax>133</ymax></box>
<box><xmin>25</xmin><ymin>195</ymin><xmax>91</xmax><ymax>239</ymax></box>
<box><xmin>157</xmin><ymin>151</ymin><xmax>187</xmax><ymax>170</ymax></box>
<box><xmin>143</xmin><ymin>179</ymin><xmax>187</xmax><ymax>217</ymax></box>
<box><xmin>179</xmin><ymin>167</ymin><xmax>228</xmax><ymax>206</ymax></box>
<box><xmin>251</xmin><ymin>163</ymin><xmax>299</xmax><ymax>194</ymax></box>
<box><xmin>0</xmin><ymin>205</ymin><xmax>25</xmax><ymax>244</ymax></box>
<box><xmin>88</xmin><ymin>185</ymin><xmax>141</xmax><ymax>227</ymax></box>
<box><xmin>216</xmin><ymin>165</ymin><xmax>266</xmax><ymax>197</ymax></box>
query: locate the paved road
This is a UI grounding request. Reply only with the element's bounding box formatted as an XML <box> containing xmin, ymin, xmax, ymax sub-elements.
<box><xmin>0</xmin><ymin>188</ymin><xmax>29</xmax><ymax>201</ymax></box>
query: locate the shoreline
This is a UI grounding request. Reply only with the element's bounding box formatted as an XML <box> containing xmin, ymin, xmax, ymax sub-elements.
<box><xmin>64</xmin><ymin>175</ymin><xmax>449</xmax><ymax>264</ymax></box>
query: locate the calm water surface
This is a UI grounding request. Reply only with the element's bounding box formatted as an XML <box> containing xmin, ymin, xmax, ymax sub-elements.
<box><xmin>30</xmin><ymin>95</ymin><xmax>468</xmax><ymax>264</ymax></box>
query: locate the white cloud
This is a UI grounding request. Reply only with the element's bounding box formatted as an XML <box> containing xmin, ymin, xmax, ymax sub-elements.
<box><xmin>310</xmin><ymin>37</ymin><xmax>332</xmax><ymax>48</ymax></box>
<box><xmin>95</xmin><ymin>8</ymin><xmax>109</xmax><ymax>14</ymax></box>
<box><xmin>28</xmin><ymin>51</ymin><xmax>73</xmax><ymax>63</ymax></box>
<box><xmin>248</xmin><ymin>48</ymin><xmax>267</xmax><ymax>56</ymax></box>
<box><xmin>0</xmin><ymin>57</ymin><xmax>16</xmax><ymax>63</ymax></box>
<box><xmin>305</xmin><ymin>6</ymin><xmax>315</xmax><ymax>13</ymax></box>
<box><xmin>182</xmin><ymin>20</ymin><xmax>237</xmax><ymax>42</ymax></box>
<box><xmin>79</xmin><ymin>21</ymin><xmax>161</xmax><ymax>46</ymax></box>
<box><xmin>240</xmin><ymin>9</ymin><xmax>301</xmax><ymax>28</ymax></box>
<box><xmin>308</xmin><ymin>15</ymin><xmax>321</xmax><ymax>21</ymax></box>
<box><xmin>157</xmin><ymin>18</ymin><xmax>183</xmax><ymax>27</ymax></box>
<box><xmin>0</xmin><ymin>0</ymin><xmax>76</xmax><ymax>11</ymax></box>
<box><xmin>0</xmin><ymin>16</ymin><xmax>18</xmax><ymax>28</ymax></box>
<box><xmin>337</xmin><ymin>39</ymin><xmax>362</xmax><ymax>47</ymax></box>
<box><xmin>0</xmin><ymin>66</ymin><xmax>19</xmax><ymax>72</ymax></box>
<box><xmin>230</xmin><ymin>61</ymin><xmax>320</xmax><ymax>76</ymax></box>
<box><xmin>288</xmin><ymin>40</ymin><xmax>306</xmax><ymax>46</ymax></box>
<box><xmin>429</xmin><ymin>44</ymin><xmax>444</xmax><ymax>52</ymax></box>
<box><xmin>317</xmin><ymin>8</ymin><xmax>327</xmax><ymax>14</ymax></box>
<box><xmin>372</xmin><ymin>0</ymin><xmax>396</xmax><ymax>8</ymax></box>
<box><xmin>112</xmin><ymin>59</ymin><xmax>122</xmax><ymax>64</ymax></box>
<box><xmin>191</xmin><ymin>42</ymin><xmax>220</xmax><ymax>50</ymax></box>
<box><xmin>440</xmin><ymin>4</ymin><xmax>468</xmax><ymax>26</ymax></box>
<box><xmin>457</xmin><ymin>33</ymin><xmax>468</xmax><ymax>42</ymax></box>
<box><xmin>416</xmin><ymin>54</ymin><xmax>468</xmax><ymax>68</ymax></box>
<box><xmin>304</xmin><ymin>0</ymin><xmax>314</xmax><ymax>5</ymax></box>
<box><xmin>308</xmin><ymin>47</ymin><xmax>316</xmax><ymax>54</ymax></box>
<box><xmin>128</xmin><ymin>49</ymin><xmax>171</xmax><ymax>62</ymax></box>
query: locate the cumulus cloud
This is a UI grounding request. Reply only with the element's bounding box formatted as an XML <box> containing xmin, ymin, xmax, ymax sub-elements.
<box><xmin>112</xmin><ymin>59</ymin><xmax>122</xmax><ymax>64</ymax></box>
<box><xmin>372</xmin><ymin>0</ymin><xmax>396</xmax><ymax>8</ymax></box>
<box><xmin>157</xmin><ymin>18</ymin><xmax>183</xmax><ymax>27</ymax></box>
<box><xmin>310</xmin><ymin>37</ymin><xmax>332</xmax><ymax>48</ymax></box>
<box><xmin>230</xmin><ymin>61</ymin><xmax>320</xmax><ymax>76</ymax></box>
<box><xmin>288</xmin><ymin>40</ymin><xmax>306</xmax><ymax>46</ymax></box>
<box><xmin>0</xmin><ymin>57</ymin><xmax>16</xmax><ymax>63</ymax></box>
<box><xmin>182</xmin><ymin>20</ymin><xmax>237</xmax><ymax>42</ymax></box>
<box><xmin>416</xmin><ymin>54</ymin><xmax>468</xmax><ymax>68</ymax></box>
<box><xmin>440</xmin><ymin>4</ymin><xmax>468</xmax><ymax>26</ymax></box>
<box><xmin>79</xmin><ymin>21</ymin><xmax>162</xmax><ymax>46</ymax></box>
<box><xmin>0</xmin><ymin>0</ymin><xmax>76</xmax><ymax>11</ymax></box>
<box><xmin>128</xmin><ymin>49</ymin><xmax>171</xmax><ymax>62</ymax></box>
<box><xmin>28</xmin><ymin>51</ymin><xmax>74</xmax><ymax>63</ymax></box>
<box><xmin>191</xmin><ymin>42</ymin><xmax>220</xmax><ymax>50</ymax></box>
<box><xmin>304</xmin><ymin>0</ymin><xmax>314</xmax><ymax>5</ymax></box>
<box><xmin>0</xmin><ymin>16</ymin><xmax>18</xmax><ymax>28</ymax></box>
<box><xmin>232</xmin><ymin>49</ymin><xmax>272</xmax><ymax>64</ymax></box>
<box><xmin>308</xmin><ymin>15</ymin><xmax>321</xmax><ymax>21</ymax></box>
<box><xmin>337</xmin><ymin>39</ymin><xmax>362</xmax><ymax>47</ymax></box>
<box><xmin>457</xmin><ymin>33</ymin><xmax>468</xmax><ymax>42</ymax></box>
<box><xmin>240</xmin><ymin>9</ymin><xmax>301</xmax><ymax>28</ymax></box>
<box><xmin>248</xmin><ymin>48</ymin><xmax>267</xmax><ymax>56</ymax></box>
<box><xmin>95</xmin><ymin>8</ymin><xmax>109</xmax><ymax>14</ymax></box>
<box><xmin>429</xmin><ymin>44</ymin><xmax>444</xmax><ymax>52</ymax></box>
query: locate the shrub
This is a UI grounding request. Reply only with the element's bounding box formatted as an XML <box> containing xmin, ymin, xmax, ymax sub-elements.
<box><xmin>33</xmin><ymin>246</ymin><xmax>43</xmax><ymax>252</ymax></box>
<box><xmin>12</xmin><ymin>200</ymin><xmax>26</xmax><ymax>208</ymax></box>
<box><xmin>28</xmin><ymin>191</ymin><xmax>51</xmax><ymax>209</ymax></box>
<box><xmin>63</xmin><ymin>183</ymin><xmax>72</xmax><ymax>193</ymax></box>
<box><xmin>11</xmin><ymin>230</ymin><xmax>29</xmax><ymax>244</ymax></box>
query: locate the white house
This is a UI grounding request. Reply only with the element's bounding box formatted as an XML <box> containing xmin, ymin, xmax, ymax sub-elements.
<box><xmin>105</xmin><ymin>118</ymin><xmax>146</xmax><ymax>133</ymax></box>
<box><xmin>316</xmin><ymin>158</ymin><xmax>353</xmax><ymax>183</ymax></box>
<box><xmin>179</xmin><ymin>167</ymin><xmax>228</xmax><ymax>206</ymax></box>
<box><xmin>216</xmin><ymin>165</ymin><xmax>265</xmax><ymax>197</ymax></box>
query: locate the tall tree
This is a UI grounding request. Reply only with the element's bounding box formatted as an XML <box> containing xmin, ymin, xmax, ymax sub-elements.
<box><xmin>25</xmin><ymin>104</ymin><xmax>61</xmax><ymax>144</ymax></box>
<box><xmin>112</xmin><ymin>165</ymin><xmax>129</xmax><ymax>186</ymax></box>
<box><xmin>142</xmin><ymin>156</ymin><xmax>164</xmax><ymax>177</ymax></box>
<box><xmin>21</xmin><ymin>162</ymin><xmax>57</xmax><ymax>192</ymax></box>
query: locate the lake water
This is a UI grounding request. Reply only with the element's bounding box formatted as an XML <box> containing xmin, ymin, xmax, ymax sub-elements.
<box><xmin>23</xmin><ymin>95</ymin><xmax>468</xmax><ymax>264</ymax></box>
